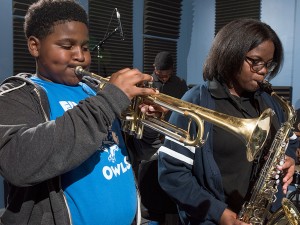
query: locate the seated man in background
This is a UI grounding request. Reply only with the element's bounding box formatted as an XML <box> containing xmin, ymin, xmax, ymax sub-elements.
<box><xmin>138</xmin><ymin>51</ymin><xmax>188</xmax><ymax>225</ymax></box>
<box><xmin>151</xmin><ymin>51</ymin><xmax>188</xmax><ymax>120</ymax></box>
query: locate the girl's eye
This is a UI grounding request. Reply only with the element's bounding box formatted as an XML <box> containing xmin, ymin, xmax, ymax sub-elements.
<box><xmin>252</xmin><ymin>60</ymin><xmax>262</xmax><ymax>66</ymax></box>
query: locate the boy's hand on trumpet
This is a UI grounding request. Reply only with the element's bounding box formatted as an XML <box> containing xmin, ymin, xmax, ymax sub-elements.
<box><xmin>109</xmin><ymin>68</ymin><xmax>158</xmax><ymax>100</ymax></box>
<box><xmin>108</xmin><ymin>67</ymin><xmax>168</xmax><ymax>118</ymax></box>
<box><xmin>139</xmin><ymin>103</ymin><xmax>169</xmax><ymax>119</ymax></box>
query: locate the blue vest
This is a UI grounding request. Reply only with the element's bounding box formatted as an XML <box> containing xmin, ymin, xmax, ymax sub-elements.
<box><xmin>31</xmin><ymin>77</ymin><xmax>137</xmax><ymax>225</ymax></box>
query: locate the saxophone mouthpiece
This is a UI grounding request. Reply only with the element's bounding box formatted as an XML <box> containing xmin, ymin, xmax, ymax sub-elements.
<box><xmin>258</xmin><ymin>80</ymin><xmax>273</xmax><ymax>95</ymax></box>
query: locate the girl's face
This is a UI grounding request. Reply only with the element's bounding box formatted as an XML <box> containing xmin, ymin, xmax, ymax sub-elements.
<box><xmin>229</xmin><ymin>40</ymin><xmax>275</xmax><ymax>97</ymax></box>
<box><xmin>29</xmin><ymin>21</ymin><xmax>91</xmax><ymax>85</ymax></box>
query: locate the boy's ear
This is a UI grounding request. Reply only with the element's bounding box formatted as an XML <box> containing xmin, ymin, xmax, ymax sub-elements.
<box><xmin>27</xmin><ymin>36</ymin><xmax>40</xmax><ymax>57</ymax></box>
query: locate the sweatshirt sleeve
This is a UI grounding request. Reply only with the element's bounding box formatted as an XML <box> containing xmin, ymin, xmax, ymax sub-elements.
<box><xmin>157</xmin><ymin>113</ymin><xmax>227</xmax><ymax>223</ymax></box>
<box><xmin>157</xmin><ymin>86</ymin><xmax>227</xmax><ymax>223</ymax></box>
<box><xmin>286</xmin><ymin>131</ymin><xmax>298</xmax><ymax>160</ymax></box>
<box><xmin>0</xmin><ymin>81</ymin><xmax>130</xmax><ymax>186</ymax></box>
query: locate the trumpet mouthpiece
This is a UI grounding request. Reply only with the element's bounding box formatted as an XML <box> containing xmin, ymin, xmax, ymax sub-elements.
<box><xmin>75</xmin><ymin>66</ymin><xmax>84</xmax><ymax>76</ymax></box>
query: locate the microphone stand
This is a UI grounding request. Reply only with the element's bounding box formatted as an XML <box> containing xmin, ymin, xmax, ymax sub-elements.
<box><xmin>92</xmin><ymin>27</ymin><xmax>119</xmax><ymax>76</ymax></box>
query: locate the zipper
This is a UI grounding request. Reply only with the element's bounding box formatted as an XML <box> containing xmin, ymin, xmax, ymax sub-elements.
<box><xmin>60</xmin><ymin>177</ymin><xmax>73</xmax><ymax>225</ymax></box>
<box><xmin>33</xmin><ymin>87</ymin><xmax>49</xmax><ymax>122</ymax></box>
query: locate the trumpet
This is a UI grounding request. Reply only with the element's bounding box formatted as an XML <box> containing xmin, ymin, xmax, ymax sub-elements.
<box><xmin>75</xmin><ymin>66</ymin><xmax>273</xmax><ymax>161</ymax></box>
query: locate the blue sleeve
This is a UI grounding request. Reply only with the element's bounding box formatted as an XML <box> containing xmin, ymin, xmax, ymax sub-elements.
<box><xmin>286</xmin><ymin>132</ymin><xmax>298</xmax><ymax>160</ymax></box>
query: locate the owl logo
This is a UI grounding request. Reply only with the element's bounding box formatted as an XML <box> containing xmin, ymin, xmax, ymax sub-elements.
<box><xmin>107</xmin><ymin>144</ymin><xmax>119</xmax><ymax>163</ymax></box>
<box><xmin>102</xmin><ymin>131</ymin><xmax>120</xmax><ymax>163</ymax></box>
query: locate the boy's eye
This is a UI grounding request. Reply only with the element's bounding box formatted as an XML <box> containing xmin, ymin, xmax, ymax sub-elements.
<box><xmin>82</xmin><ymin>46</ymin><xmax>89</xmax><ymax>51</ymax></box>
<box><xmin>61</xmin><ymin>45</ymin><xmax>72</xmax><ymax>49</ymax></box>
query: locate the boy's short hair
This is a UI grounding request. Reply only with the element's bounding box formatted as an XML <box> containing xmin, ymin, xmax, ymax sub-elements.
<box><xmin>154</xmin><ymin>51</ymin><xmax>174</xmax><ymax>70</ymax></box>
<box><xmin>24</xmin><ymin>0</ymin><xmax>88</xmax><ymax>39</ymax></box>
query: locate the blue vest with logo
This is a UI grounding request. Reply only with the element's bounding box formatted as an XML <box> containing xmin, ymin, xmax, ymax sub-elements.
<box><xmin>31</xmin><ymin>77</ymin><xmax>137</xmax><ymax>225</ymax></box>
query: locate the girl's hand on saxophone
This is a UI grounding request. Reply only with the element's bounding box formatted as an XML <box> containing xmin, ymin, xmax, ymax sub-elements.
<box><xmin>278</xmin><ymin>155</ymin><xmax>295</xmax><ymax>194</ymax></box>
<box><xmin>220</xmin><ymin>209</ymin><xmax>251</xmax><ymax>225</ymax></box>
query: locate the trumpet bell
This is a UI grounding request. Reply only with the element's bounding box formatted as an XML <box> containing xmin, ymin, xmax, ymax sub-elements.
<box><xmin>74</xmin><ymin>66</ymin><xmax>273</xmax><ymax>161</ymax></box>
<box><xmin>145</xmin><ymin>94</ymin><xmax>273</xmax><ymax>162</ymax></box>
<box><xmin>243</xmin><ymin>108</ymin><xmax>273</xmax><ymax>161</ymax></box>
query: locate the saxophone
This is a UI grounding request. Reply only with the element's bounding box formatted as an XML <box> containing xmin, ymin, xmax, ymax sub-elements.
<box><xmin>238</xmin><ymin>81</ymin><xmax>300</xmax><ymax>225</ymax></box>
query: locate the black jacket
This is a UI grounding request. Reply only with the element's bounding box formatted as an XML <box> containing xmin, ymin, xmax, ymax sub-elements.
<box><xmin>0</xmin><ymin>74</ymin><xmax>160</xmax><ymax>225</ymax></box>
<box><xmin>151</xmin><ymin>72</ymin><xmax>188</xmax><ymax>99</ymax></box>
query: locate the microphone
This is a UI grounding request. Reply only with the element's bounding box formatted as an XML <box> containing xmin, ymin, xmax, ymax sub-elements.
<box><xmin>115</xmin><ymin>8</ymin><xmax>125</xmax><ymax>40</ymax></box>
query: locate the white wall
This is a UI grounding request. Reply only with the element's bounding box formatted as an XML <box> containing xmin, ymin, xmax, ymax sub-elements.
<box><xmin>0</xmin><ymin>0</ymin><xmax>13</xmax><ymax>81</ymax></box>
<box><xmin>177</xmin><ymin>0</ymin><xmax>193</xmax><ymax>80</ymax></box>
<box><xmin>262</xmin><ymin>0</ymin><xmax>300</xmax><ymax>108</ymax></box>
<box><xmin>181</xmin><ymin>0</ymin><xmax>215</xmax><ymax>86</ymax></box>
<box><xmin>293</xmin><ymin>0</ymin><xmax>300</xmax><ymax>109</ymax></box>
<box><xmin>132</xmin><ymin>0</ymin><xmax>144</xmax><ymax>71</ymax></box>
